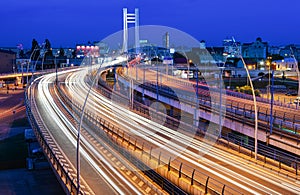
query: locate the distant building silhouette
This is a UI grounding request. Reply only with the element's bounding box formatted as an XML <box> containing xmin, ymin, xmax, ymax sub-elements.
<box><xmin>0</xmin><ymin>49</ymin><xmax>16</xmax><ymax>73</ymax></box>
<box><xmin>242</xmin><ymin>37</ymin><xmax>268</xmax><ymax>59</ymax></box>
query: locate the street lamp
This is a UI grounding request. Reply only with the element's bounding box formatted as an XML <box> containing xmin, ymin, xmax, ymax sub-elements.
<box><xmin>41</xmin><ymin>49</ymin><xmax>49</xmax><ymax>71</ymax></box>
<box><xmin>32</xmin><ymin>44</ymin><xmax>46</xmax><ymax>78</ymax></box>
<box><xmin>27</xmin><ymin>47</ymin><xmax>39</xmax><ymax>85</ymax></box>
<box><xmin>33</xmin><ymin>51</ymin><xmax>47</xmax><ymax>74</ymax></box>
<box><xmin>218</xmin><ymin>66</ymin><xmax>225</xmax><ymax>138</ymax></box>
<box><xmin>55</xmin><ymin>55</ymin><xmax>58</xmax><ymax>85</ymax></box>
<box><xmin>180</xmin><ymin>51</ymin><xmax>190</xmax><ymax>80</ymax></box>
<box><xmin>76</xmin><ymin>62</ymin><xmax>103</xmax><ymax>194</ymax></box>
<box><xmin>21</xmin><ymin>62</ymin><xmax>25</xmax><ymax>86</ymax></box>
<box><xmin>233</xmin><ymin>38</ymin><xmax>258</xmax><ymax>160</ymax></box>
<box><xmin>150</xmin><ymin>48</ymin><xmax>160</xmax><ymax>112</ymax></box>
<box><xmin>290</xmin><ymin>48</ymin><xmax>300</xmax><ymax>108</ymax></box>
<box><xmin>270</xmin><ymin>69</ymin><xmax>275</xmax><ymax>134</ymax></box>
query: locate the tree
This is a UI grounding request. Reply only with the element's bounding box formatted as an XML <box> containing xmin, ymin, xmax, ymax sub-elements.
<box><xmin>31</xmin><ymin>39</ymin><xmax>40</xmax><ymax>60</ymax></box>
<box><xmin>235</xmin><ymin>85</ymin><xmax>261</xmax><ymax>97</ymax></box>
<box><xmin>31</xmin><ymin>39</ymin><xmax>38</xmax><ymax>52</ymax></box>
<box><xmin>59</xmin><ymin>47</ymin><xmax>65</xmax><ymax>57</ymax></box>
<box><xmin>19</xmin><ymin>50</ymin><xmax>25</xmax><ymax>58</ymax></box>
<box><xmin>45</xmin><ymin>39</ymin><xmax>51</xmax><ymax>50</ymax></box>
<box><xmin>44</xmin><ymin>39</ymin><xmax>53</xmax><ymax>57</ymax></box>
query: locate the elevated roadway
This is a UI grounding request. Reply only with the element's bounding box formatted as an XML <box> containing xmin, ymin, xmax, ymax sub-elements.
<box><xmin>116</xmin><ymin>65</ymin><xmax>300</xmax><ymax>156</ymax></box>
<box><xmin>26</xmin><ymin>60</ymin><xmax>300</xmax><ymax>194</ymax></box>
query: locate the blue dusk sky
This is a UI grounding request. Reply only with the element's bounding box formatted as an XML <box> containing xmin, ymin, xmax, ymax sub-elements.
<box><xmin>1</xmin><ymin>0</ymin><xmax>300</xmax><ymax>48</ymax></box>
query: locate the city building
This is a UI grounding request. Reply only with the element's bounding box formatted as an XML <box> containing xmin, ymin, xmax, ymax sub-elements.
<box><xmin>223</xmin><ymin>38</ymin><xmax>242</xmax><ymax>57</ymax></box>
<box><xmin>236</xmin><ymin>58</ymin><xmax>257</xmax><ymax>70</ymax></box>
<box><xmin>0</xmin><ymin>47</ymin><xmax>19</xmax><ymax>56</ymax></box>
<box><xmin>279</xmin><ymin>44</ymin><xmax>300</xmax><ymax>60</ymax></box>
<box><xmin>51</xmin><ymin>48</ymin><xmax>75</xmax><ymax>59</ymax></box>
<box><xmin>273</xmin><ymin>57</ymin><xmax>298</xmax><ymax>71</ymax></box>
<box><xmin>0</xmin><ymin>49</ymin><xmax>16</xmax><ymax>73</ymax></box>
<box><xmin>207</xmin><ymin>47</ymin><xmax>225</xmax><ymax>65</ymax></box>
<box><xmin>163</xmin><ymin>32</ymin><xmax>170</xmax><ymax>49</ymax></box>
<box><xmin>16</xmin><ymin>59</ymin><xmax>31</xmax><ymax>73</ymax></box>
<box><xmin>187</xmin><ymin>41</ymin><xmax>225</xmax><ymax>65</ymax></box>
<box><xmin>242</xmin><ymin>37</ymin><xmax>268</xmax><ymax>59</ymax></box>
<box><xmin>94</xmin><ymin>41</ymin><xmax>109</xmax><ymax>56</ymax></box>
<box><xmin>268</xmin><ymin>46</ymin><xmax>281</xmax><ymax>55</ymax></box>
<box><xmin>75</xmin><ymin>44</ymin><xmax>100</xmax><ymax>59</ymax></box>
<box><xmin>200</xmin><ymin>40</ymin><xmax>206</xmax><ymax>49</ymax></box>
<box><xmin>16</xmin><ymin>47</ymin><xmax>72</xmax><ymax>72</ymax></box>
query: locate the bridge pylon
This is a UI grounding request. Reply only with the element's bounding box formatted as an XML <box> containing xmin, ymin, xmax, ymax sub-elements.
<box><xmin>123</xmin><ymin>8</ymin><xmax>139</xmax><ymax>54</ymax></box>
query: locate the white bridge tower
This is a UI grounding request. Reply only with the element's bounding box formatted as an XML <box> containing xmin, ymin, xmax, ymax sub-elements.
<box><xmin>123</xmin><ymin>8</ymin><xmax>139</xmax><ymax>54</ymax></box>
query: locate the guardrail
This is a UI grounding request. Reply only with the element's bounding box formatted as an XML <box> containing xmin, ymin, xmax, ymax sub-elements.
<box><xmin>131</xmin><ymin>67</ymin><xmax>300</xmax><ymax>132</ymax></box>
<box><xmin>56</xmin><ymin>82</ymin><xmax>191</xmax><ymax>194</ymax></box>
<box><xmin>24</xmin><ymin>73</ymin><xmax>92</xmax><ymax>195</ymax></box>
<box><xmin>98</xmin><ymin>71</ymin><xmax>300</xmax><ymax>178</ymax></box>
<box><xmin>165</xmin><ymin>74</ymin><xmax>300</xmax><ymax>110</ymax></box>
<box><xmin>66</xmin><ymin>74</ymin><xmax>243</xmax><ymax>194</ymax></box>
<box><xmin>83</xmin><ymin>106</ymin><xmax>242</xmax><ymax>195</ymax></box>
<box><xmin>221</xmin><ymin>133</ymin><xmax>300</xmax><ymax>176</ymax></box>
<box><xmin>140</xmin><ymin>80</ymin><xmax>300</xmax><ymax>133</ymax></box>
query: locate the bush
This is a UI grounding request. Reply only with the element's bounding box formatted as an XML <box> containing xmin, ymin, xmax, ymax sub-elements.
<box><xmin>255</xmin><ymin>89</ymin><xmax>261</xmax><ymax>97</ymax></box>
<box><xmin>235</xmin><ymin>85</ymin><xmax>261</xmax><ymax>97</ymax></box>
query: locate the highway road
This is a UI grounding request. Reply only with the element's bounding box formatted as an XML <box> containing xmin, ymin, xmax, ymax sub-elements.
<box><xmin>122</xmin><ymin>65</ymin><xmax>300</xmax><ymax>136</ymax></box>
<box><xmin>57</xmin><ymin>64</ymin><xmax>300</xmax><ymax>194</ymax></box>
<box><xmin>25</xmin><ymin>55</ymin><xmax>300</xmax><ymax>194</ymax></box>
<box><xmin>29</xmin><ymin>60</ymin><xmax>166</xmax><ymax>195</ymax></box>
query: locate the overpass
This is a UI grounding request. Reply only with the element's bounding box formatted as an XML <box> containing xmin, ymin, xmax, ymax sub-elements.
<box><xmin>24</xmin><ymin>59</ymin><xmax>300</xmax><ymax>194</ymax></box>
<box><xmin>114</xmin><ymin>65</ymin><xmax>300</xmax><ymax>156</ymax></box>
<box><xmin>0</xmin><ymin>68</ymin><xmax>74</xmax><ymax>86</ymax></box>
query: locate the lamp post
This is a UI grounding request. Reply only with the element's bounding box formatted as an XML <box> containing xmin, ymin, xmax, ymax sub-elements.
<box><xmin>218</xmin><ymin>66</ymin><xmax>225</xmax><ymax>138</ymax></box>
<box><xmin>153</xmin><ymin>49</ymin><xmax>160</xmax><ymax>112</ymax></box>
<box><xmin>290</xmin><ymin>48</ymin><xmax>300</xmax><ymax>109</ymax></box>
<box><xmin>55</xmin><ymin>55</ymin><xmax>58</xmax><ymax>85</ymax></box>
<box><xmin>267</xmin><ymin>65</ymin><xmax>271</xmax><ymax>101</ymax></box>
<box><xmin>27</xmin><ymin>47</ymin><xmax>39</xmax><ymax>85</ymax></box>
<box><xmin>270</xmin><ymin>70</ymin><xmax>274</xmax><ymax>134</ymax></box>
<box><xmin>181</xmin><ymin>51</ymin><xmax>190</xmax><ymax>80</ymax></box>
<box><xmin>233</xmin><ymin>37</ymin><xmax>258</xmax><ymax>160</ymax></box>
<box><xmin>156</xmin><ymin>64</ymin><xmax>159</xmax><ymax>112</ymax></box>
<box><xmin>163</xmin><ymin>49</ymin><xmax>173</xmax><ymax>76</ymax></box>
<box><xmin>21</xmin><ymin>62</ymin><xmax>24</xmax><ymax>86</ymax></box>
<box><xmin>135</xmin><ymin>55</ymin><xmax>139</xmax><ymax>81</ymax></box>
<box><xmin>194</xmin><ymin>66</ymin><xmax>200</xmax><ymax>128</ymax></box>
<box><xmin>241</xmin><ymin>57</ymin><xmax>258</xmax><ymax>160</ymax></box>
<box><xmin>77</xmin><ymin>62</ymin><xmax>103</xmax><ymax>194</ymax></box>
<box><xmin>32</xmin><ymin>43</ymin><xmax>46</xmax><ymax>77</ymax></box>
<box><xmin>149</xmin><ymin>47</ymin><xmax>160</xmax><ymax>110</ymax></box>
<box><xmin>218</xmin><ymin>53</ymin><xmax>228</xmax><ymax>137</ymax></box>
<box><xmin>41</xmin><ymin>50</ymin><xmax>48</xmax><ymax>71</ymax></box>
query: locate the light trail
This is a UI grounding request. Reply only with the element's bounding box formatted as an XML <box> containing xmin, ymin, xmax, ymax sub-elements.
<box><xmin>36</xmin><ymin>68</ymin><xmax>142</xmax><ymax>195</ymax></box>
<box><xmin>63</xmin><ymin>66</ymin><xmax>300</xmax><ymax>194</ymax></box>
<box><xmin>31</xmin><ymin>58</ymin><xmax>300</xmax><ymax>194</ymax></box>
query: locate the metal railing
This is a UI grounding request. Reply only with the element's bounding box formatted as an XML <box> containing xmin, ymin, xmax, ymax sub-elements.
<box><xmin>98</xmin><ymin>71</ymin><xmax>300</xmax><ymax>178</ymax></box>
<box><xmin>56</xmin><ymin>82</ymin><xmax>189</xmax><ymax>195</ymax></box>
<box><xmin>24</xmin><ymin>74</ymin><xmax>93</xmax><ymax>195</ymax></box>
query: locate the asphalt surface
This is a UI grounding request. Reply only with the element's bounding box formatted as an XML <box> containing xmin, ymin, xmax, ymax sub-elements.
<box><xmin>0</xmin><ymin>88</ymin><xmax>65</xmax><ymax>195</ymax></box>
